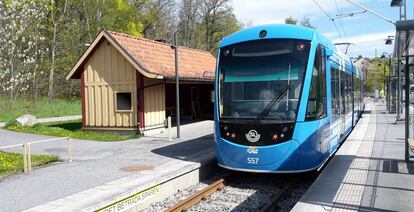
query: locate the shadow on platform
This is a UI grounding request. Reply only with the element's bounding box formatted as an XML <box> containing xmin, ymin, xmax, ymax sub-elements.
<box><xmin>150</xmin><ymin>134</ymin><xmax>214</xmax><ymax>162</ymax></box>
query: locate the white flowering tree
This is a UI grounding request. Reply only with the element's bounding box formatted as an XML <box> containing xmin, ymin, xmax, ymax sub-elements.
<box><xmin>0</xmin><ymin>0</ymin><xmax>48</xmax><ymax>101</ymax></box>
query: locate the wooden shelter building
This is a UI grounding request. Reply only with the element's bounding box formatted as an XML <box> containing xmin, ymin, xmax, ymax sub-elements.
<box><xmin>66</xmin><ymin>31</ymin><xmax>216</xmax><ymax>132</ymax></box>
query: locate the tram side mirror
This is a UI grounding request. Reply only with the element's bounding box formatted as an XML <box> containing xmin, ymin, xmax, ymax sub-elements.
<box><xmin>326</xmin><ymin>49</ymin><xmax>333</xmax><ymax>58</ymax></box>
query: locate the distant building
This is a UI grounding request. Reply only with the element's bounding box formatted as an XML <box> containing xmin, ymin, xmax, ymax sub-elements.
<box><xmin>66</xmin><ymin>31</ymin><xmax>216</xmax><ymax>132</ymax></box>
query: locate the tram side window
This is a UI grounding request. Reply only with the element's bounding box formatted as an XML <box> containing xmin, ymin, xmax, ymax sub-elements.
<box><xmin>348</xmin><ymin>75</ymin><xmax>352</xmax><ymax>113</ymax></box>
<box><xmin>354</xmin><ymin>76</ymin><xmax>359</xmax><ymax>110</ymax></box>
<box><xmin>345</xmin><ymin>74</ymin><xmax>349</xmax><ymax>113</ymax></box>
<box><xmin>347</xmin><ymin>74</ymin><xmax>352</xmax><ymax>113</ymax></box>
<box><xmin>306</xmin><ymin>45</ymin><xmax>327</xmax><ymax>121</ymax></box>
<box><xmin>331</xmin><ymin>67</ymin><xmax>340</xmax><ymax>121</ymax></box>
<box><xmin>340</xmin><ymin>72</ymin><xmax>346</xmax><ymax>115</ymax></box>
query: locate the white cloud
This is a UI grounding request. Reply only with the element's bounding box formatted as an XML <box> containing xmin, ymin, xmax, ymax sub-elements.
<box><xmin>323</xmin><ymin>31</ymin><xmax>339</xmax><ymax>39</ymax></box>
<box><xmin>232</xmin><ymin>0</ymin><xmax>369</xmax><ymax>26</ymax></box>
<box><xmin>337</xmin><ymin>31</ymin><xmax>395</xmax><ymax>57</ymax></box>
<box><xmin>348</xmin><ymin>39</ymin><xmax>394</xmax><ymax>57</ymax></box>
<box><xmin>231</xmin><ymin>1</ymin><xmax>395</xmax><ymax>57</ymax></box>
<box><xmin>333</xmin><ymin>31</ymin><xmax>394</xmax><ymax>44</ymax></box>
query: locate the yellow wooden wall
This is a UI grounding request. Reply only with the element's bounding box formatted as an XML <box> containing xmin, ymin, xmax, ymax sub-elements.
<box><xmin>144</xmin><ymin>78</ymin><xmax>166</xmax><ymax>127</ymax></box>
<box><xmin>83</xmin><ymin>40</ymin><xmax>137</xmax><ymax>128</ymax></box>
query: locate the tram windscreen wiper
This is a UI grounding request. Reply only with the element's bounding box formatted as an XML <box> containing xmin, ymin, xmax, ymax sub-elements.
<box><xmin>255</xmin><ymin>86</ymin><xmax>289</xmax><ymax>121</ymax></box>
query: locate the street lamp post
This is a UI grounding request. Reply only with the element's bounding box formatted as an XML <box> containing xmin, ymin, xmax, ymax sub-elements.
<box><xmin>391</xmin><ymin>0</ymin><xmax>405</xmax><ymax>120</ymax></box>
<box><xmin>390</xmin><ymin>0</ymin><xmax>407</xmax><ymax>20</ymax></box>
<box><xmin>382</xmin><ymin>52</ymin><xmax>393</xmax><ymax>111</ymax></box>
<box><xmin>381</xmin><ymin>52</ymin><xmax>392</xmax><ymax>111</ymax></box>
<box><xmin>375</xmin><ymin>64</ymin><xmax>380</xmax><ymax>101</ymax></box>
<box><xmin>172</xmin><ymin>33</ymin><xmax>181</xmax><ymax>138</ymax></box>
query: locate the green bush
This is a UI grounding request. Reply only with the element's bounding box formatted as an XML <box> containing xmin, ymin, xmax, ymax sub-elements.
<box><xmin>4</xmin><ymin>120</ymin><xmax>17</xmax><ymax>127</ymax></box>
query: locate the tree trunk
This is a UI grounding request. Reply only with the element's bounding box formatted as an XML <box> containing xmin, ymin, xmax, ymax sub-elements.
<box><xmin>48</xmin><ymin>23</ymin><xmax>57</xmax><ymax>103</ymax></box>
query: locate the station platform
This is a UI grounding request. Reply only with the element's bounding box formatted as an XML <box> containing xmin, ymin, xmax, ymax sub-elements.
<box><xmin>0</xmin><ymin>121</ymin><xmax>215</xmax><ymax>211</ymax></box>
<box><xmin>292</xmin><ymin>101</ymin><xmax>414</xmax><ymax>211</ymax></box>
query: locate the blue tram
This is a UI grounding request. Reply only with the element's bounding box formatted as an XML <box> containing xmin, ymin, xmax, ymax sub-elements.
<box><xmin>214</xmin><ymin>24</ymin><xmax>364</xmax><ymax>173</ymax></box>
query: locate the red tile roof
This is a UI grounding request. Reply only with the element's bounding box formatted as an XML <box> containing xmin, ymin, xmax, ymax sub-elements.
<box><xmin>107</xmin><ymin>31</ymin><xmax>216</xmax><ymax>81</ymax></box>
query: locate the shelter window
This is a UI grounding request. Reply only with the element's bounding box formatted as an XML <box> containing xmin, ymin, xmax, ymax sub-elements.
<box><xmin>116</xmin><ymin>92</ymin><xmax>132</xmax><ymax>111</ymax></box>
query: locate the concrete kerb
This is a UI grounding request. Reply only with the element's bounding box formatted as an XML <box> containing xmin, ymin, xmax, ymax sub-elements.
<box><xmin>25</xmin><ymin>147</ymin><xmax>217</xmax><ymax>212</ymax></box>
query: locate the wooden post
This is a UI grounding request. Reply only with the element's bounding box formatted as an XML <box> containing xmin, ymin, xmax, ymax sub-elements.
<box><xmin>27</xmin><ymin>144</ymin><xmax>32</xmax><ymax>172</ymax></box>
<box><xmin>67</xmin><ymin>138</ymin><xmax>73</xmax><ymax>162</ymax></box>
<box><xmin>23</xmin><ymin>144</ymin><xmax>28</xmax><ymax>173</ymax></box>
<box><xmin>168</xmin><ymin>116</ymin><xmax>172</xmax><ymax>141</ymax></box>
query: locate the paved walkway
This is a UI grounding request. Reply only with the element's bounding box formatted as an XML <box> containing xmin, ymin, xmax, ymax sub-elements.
<box><xmin>0</xmin><ymin>120</ymin><xmax>214</xmax><ymax>211</ymax></box>
<box><xmin>293</xmin><ymin>101</ymin><xmax>414</xmax><ymax>211</ymax></box>
<box><xmin>0</xmin><ymin>115</ymin><xmax>82</xmax><ymax>128</ymax></box>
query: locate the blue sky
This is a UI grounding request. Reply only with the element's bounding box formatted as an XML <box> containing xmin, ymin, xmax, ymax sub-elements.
<box><xmin>232</xmin><ymin>0</ymin><xmax>406</xmax><ymax>58</ymax></box>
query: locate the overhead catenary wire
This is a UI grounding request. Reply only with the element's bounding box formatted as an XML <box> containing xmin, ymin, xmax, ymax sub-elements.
<box><xmin>336</xmin><ymin>0</ymin><xmax>351</xmax><ymax>54</ymax></box>
<box><xmin>337</xmin><ymin>0</ymin><xmax>349</xmax><ymax>42</ymax></box>
<box><xmin>312</xmin><ymin>0</ymin><xmax>345</xmax><ymax>43</ymax></box>
<box><xmin>344</xmin><ymin>0</ymin><xmax>394</xmax><ymax>25</ymax></box>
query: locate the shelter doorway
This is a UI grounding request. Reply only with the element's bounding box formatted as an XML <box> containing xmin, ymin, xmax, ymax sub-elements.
<box><xmin>165</xmin><ymin>83</ymin><xmax>214</xmax><ymax>121</ymax></box>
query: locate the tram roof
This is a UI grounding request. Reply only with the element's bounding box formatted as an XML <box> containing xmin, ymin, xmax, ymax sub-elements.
<box><xmin>220</xmin><ymin>24</ymin><xmax>317</xmax><ymax>48</ymax></box>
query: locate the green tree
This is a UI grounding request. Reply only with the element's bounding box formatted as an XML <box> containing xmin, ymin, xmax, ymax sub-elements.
<box><xmin>366</xmin><ymin>58</ymin><xmax>391</xmax><ymax>92</ymax></box>
<box><xmin>1</xmin><ymin>0</ymin><xmax>242</xmax><ymax>102</ymax></box>
<box><xmin>178</xmin><ymin>0</ymin><xmax>201</xmax><ymax>47</ymax></box>
<box><xmin>133</xmin><ymin>0</ymin><xmax>176</xmax><ymax>41</ymax></box>
<box><xmin>199</xmin><ymin>0</ymin><xmax>241</xmax><ymax>53</ymax></box>
<box><xmin>285</xmin><ymin>16</ymin><xmax>297</xmax><ymax>25</ymax></box>
<box><xmin>300</xmin><ymin>16</ymin><xmax>315</xmax><ymax>29</ymax></box>
<box><xmin>44</xmin><ymin>0</ymin><xmax>144</xmax><ymax>101</ymax></box>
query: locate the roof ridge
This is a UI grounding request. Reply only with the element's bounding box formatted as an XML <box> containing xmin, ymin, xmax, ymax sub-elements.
<box><xmin>106</xmin><ymin>30</ymin><xmax>213</xmax><ymax>55</ymax></box>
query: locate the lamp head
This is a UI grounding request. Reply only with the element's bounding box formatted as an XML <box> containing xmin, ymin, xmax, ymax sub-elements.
<box><xmin>385</xmin><ymin>38</ymin><xmax>393</xmax><ymax>45</ymax></box>
<box><xmin>391</xmin><ymin>0</ymin><xmax>404</xmax><ymax>7</ymax></box>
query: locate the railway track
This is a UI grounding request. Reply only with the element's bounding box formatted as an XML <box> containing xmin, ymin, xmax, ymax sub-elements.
<box><xmin>165</xmin><ymin>174</ymin><xmax>299</xmax><ymax>212</ymax></box>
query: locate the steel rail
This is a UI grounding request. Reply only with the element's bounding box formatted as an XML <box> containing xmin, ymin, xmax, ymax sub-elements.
<box><xmin>165</xmin><ymin>178</ymin><xmax>226</xmax><ymax>212</ymax></box>
<box><xmin>260</xmin><ymin>179</ymin><xmax>298</xmax><ymax>212</ymax></box>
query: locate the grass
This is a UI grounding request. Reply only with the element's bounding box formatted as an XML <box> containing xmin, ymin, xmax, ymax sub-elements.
<box><xmin>0</xmin><ymin>151</ymin><xmax>58</xmax><ymax>177</ymax></box>
<box><xmin>0</xmin><ymin>96</ymin><xmax>81</xmax><ymax>122</ymax></box>
<box><xmin>5</xmin><ymin>119</ymin><xmax>143</xmax><ymax>142</ymax></box>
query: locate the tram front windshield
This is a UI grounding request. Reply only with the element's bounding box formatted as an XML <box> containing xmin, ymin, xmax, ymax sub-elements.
<box><xmin>218</xmin><ymin>39</ymin><xmax>310</xmax><ymax>122</ymax></box>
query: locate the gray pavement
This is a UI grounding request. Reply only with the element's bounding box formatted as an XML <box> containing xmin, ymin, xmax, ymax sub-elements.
<box><xmin>293</xmin><ymin>101</ymin><xmax>414</xmax><ymax>211</ymax></box>
<box><xmin>0</xmin><ymin>115</ymin><xmax>82</xmax><ymax>128</ymax></box>
<box><xmin>0</xmin><ymin>120</ymin><xmax>214</xmax><ymax>211</ymax></box>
